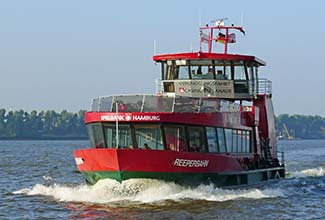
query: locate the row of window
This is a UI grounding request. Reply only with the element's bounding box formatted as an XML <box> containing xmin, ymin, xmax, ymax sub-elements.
<box><xmin>161</xmin><ymin>60</ymin><xmax>259</xmax><ymax>81</ymax></box>
<box><xmin>88</xmin><ymin>123</ymin><xmax>252</xmax><ymax>154</ymax></box>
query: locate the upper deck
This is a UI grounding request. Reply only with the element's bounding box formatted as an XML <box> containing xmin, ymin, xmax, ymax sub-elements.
<box><xmin>153</xmin><ymin>20</ymin><xmax>270</xmax><ymax>100</ymax></box>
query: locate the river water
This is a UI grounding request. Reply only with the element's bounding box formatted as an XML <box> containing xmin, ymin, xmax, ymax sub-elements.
<box><xmin>1</xmin><ymin>140</ymin><xmax>324</xmax><ymax>219</ymax></box>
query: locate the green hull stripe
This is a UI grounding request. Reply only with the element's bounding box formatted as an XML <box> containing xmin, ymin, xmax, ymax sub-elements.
<box><xmin>81</xmin><ymin>169</ymin><xmax>285</xmax><ymax>186</ymax></box>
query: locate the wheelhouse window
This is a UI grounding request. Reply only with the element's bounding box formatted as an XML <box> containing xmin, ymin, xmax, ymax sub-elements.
<box><xmin>87</xmin><ymin>123</ymin><xmax>105</xmax><ymax>148</ymax></box>
<box><xmin>134</xmin><ymin>124</ymin><xmax>164</xmax><ymax>150</ymax></box>
<box><xmin>175</xmin><ymin>60</ymin><xmax>190</xmax><ymax>79</ymax></box>
<box><xmin>190</xmin><ymin>60</ymin><xmax>215</xmax><ymax>80</ymax></box>
<box><xmin>164</xmin><ymin>125</ymin><xmax>186</xmax><ymax>151</ymax></box>
<box><xmin>233</xmin><ymin>61</ymin><xmax>247</xmax><ymax>80</ymax></box>
<box><xmin>103</xmin><ymin>123</ymin><xmax>132</xmax><ymax>149</ymax></box>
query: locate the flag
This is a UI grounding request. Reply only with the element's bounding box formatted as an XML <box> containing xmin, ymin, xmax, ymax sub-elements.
<box><xmin>228</xmin><ymin>33</ymin><xmax>236</xmax><ymax>43</ymax></box>
<box><xmin>216</xmin><ymin>32</ymin><xmax>226</xmax><ymax>44</ymax></box>
<box><xmin>200</xmin><ymin>32</ymin><xmax>209</xmax><ymax>44</ymax></box>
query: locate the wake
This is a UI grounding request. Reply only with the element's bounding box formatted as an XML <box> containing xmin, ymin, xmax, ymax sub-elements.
<box><xmin>14</xmin><ymin>166</ymin><xmax>324</xmax><ymax>204</ymax></box>
<box><xmin>13</xmin><ymin>178</ymin><xmax>283</xmax><ymax>204</ymax></box>
<box><xmin>288</xmin><ymin>166</ymin><xmax>325</xmax><ymax>178</ymax></box>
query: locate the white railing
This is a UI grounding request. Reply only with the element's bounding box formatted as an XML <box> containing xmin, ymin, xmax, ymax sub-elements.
<box><xmin>91</xmin><ymin>94</ymin><xmax>241</xmax><ymax>113</ymax></box>
<box><xmin>257</xmin><ymin>78</ymin><xmax>272</xmax><ymax>95</ymax></box>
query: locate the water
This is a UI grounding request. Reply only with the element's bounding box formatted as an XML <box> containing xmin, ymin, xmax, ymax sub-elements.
<box><xmin>1</xmin><ymin>140</ymin><xmax>324</xmax><ymax>219</ymax></box>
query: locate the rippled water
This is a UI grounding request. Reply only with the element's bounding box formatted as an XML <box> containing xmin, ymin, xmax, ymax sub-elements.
<box><xmin>1</xmin><ymin>140</ymin><xmax>324</xmax><ymax>219</ymax></box>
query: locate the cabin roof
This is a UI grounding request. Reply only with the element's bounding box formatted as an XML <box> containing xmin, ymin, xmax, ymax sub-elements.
<box><xmin>153</xmin><ymin>52</ymin><xmax>266</xmax><ymax>66</ymax></box>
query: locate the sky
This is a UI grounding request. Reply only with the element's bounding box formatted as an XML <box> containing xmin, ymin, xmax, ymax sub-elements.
<box><xmin>0</xmin><ymin>0</ymin><xmax>325</xmax><ymax>116</ymax></box>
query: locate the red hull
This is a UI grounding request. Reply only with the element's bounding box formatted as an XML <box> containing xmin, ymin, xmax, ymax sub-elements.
<box><xmin>74</xmin><ymin>148</ymin><xmax>244</xmax><ymax>173</ymax></box>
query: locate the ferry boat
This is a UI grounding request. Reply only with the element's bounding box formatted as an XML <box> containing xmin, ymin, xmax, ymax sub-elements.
<box><xmin>74</xmin><ymin>19</ymin><xmax>285</xmax><ymax>186</ymax></box>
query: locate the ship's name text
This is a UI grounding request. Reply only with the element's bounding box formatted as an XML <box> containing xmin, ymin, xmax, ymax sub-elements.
<box><xmin>173</xmin><ymin>159</ymin><xmax>209</xmax><ymax>167</ymax></box>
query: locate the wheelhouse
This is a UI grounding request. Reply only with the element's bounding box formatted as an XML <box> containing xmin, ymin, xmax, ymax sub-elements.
<box><xmin>153</xmin><ymin>52</ymin><xmax>268</xmax><ymax>100</ymax></box>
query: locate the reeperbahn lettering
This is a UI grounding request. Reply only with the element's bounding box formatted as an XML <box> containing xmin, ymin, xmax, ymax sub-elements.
<box><xmin>173</xmin><ymin>158</ymin><xmax>209</xmax><ymax>167</ymax></box>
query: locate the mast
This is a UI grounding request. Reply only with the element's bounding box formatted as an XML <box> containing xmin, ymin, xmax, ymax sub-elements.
<box><xmin>200</xmin><ymin>18</ymin><xmax>245</xmax><ymax>54</ymax></box>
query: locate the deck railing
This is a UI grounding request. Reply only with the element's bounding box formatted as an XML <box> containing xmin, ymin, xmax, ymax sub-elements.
<box><xmin>91</xmin><ymin>94</ymin><xmax>241</xmax><ymax>113</ymax></box>
<box><xmin>257</xmin><ymin>78</ymin><xmax>272</xmax><ymax>95</ymax></box>
<box><xmin>276</xmin><ymin>151</ymin><xmax>285</xmax><ymax>166</ymax></box>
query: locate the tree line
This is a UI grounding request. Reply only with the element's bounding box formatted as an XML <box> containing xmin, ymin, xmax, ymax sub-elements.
<box><xmin>276</xmin><ymin>114</ymin><xmax>325</xmax><ymax>139</ymax></box>
<box><xmin>0</xmin><ymin>109</ymin><xmax>87</xmax><ymax>140</ymax></box>
<box><xmin>1</xmin><ymin>109</ymin><xmax>325</xmax><ymax>140</ymax></box>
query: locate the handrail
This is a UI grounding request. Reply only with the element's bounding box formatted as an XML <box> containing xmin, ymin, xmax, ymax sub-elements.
<box><xmin>276</xmin><ymin>151</ymin><xmax>285</xmax><ymax>166</ymax></box>
<box><xmin>257</xmin><ymin>78</ymin><xmax>272</xmax><ymax>95</ymax></box>
<box><xmin>90</xmin><ymin>94</ymin><xmax>241</xmax><ymax>113</ymax></box>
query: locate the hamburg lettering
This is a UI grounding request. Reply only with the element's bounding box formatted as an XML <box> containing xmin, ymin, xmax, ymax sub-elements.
<box><xmin>173</xmin><ymin>159</ymin><xmax>209</xmax><ymax>167</ymax></box>
<box><xmin>132</xmin><ymin>115</ymin><xmax>160</xmax><ymax>121</ymax></box>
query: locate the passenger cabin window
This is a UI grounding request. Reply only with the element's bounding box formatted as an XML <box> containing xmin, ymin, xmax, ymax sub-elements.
<box><xmin>88</xmin><ymin>122</ymin><xmax>252</xmax><ymax>153</ymax></box>
<box><xmin>188</xmin><ymin>126</ymin><xmax>206</xmax><ymax>152</ymax></box>
<box><xmin>164</xmin><ymin>125</ymin><xmax>186</xmax><ymax>151</ymax></box>
<box><xmin>206</xmin><ymin>127</ymin><xmax>218</xmax><ymax>152</ymax></box>
<box><xmin>225</xmin><ymin>129</ymin><xmax>232</xmax><ymax>152</ymax></box>
<box><xmin>87</xmin><ymin>123</ymin><xmax>105</xmax><ymax>148</ymax></box>
<box><xmin>217</xmin><ymin>128</ymin><xmax>227</xmax><ymax>152</ymax></box>
<box><xmin>103</xmin><ymin>124</ymin><xmax>132</xmax><ymax>149</ymax></box>
<box><xmin>134</xmin><ymin>124</ymin><xmax>164</xmax><ymax>150</ymax></box>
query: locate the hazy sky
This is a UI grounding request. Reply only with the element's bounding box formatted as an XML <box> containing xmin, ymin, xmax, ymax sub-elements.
<box><xmin>0</xmin><ymin>0</ymin><xmax>324</xmax><ymax>116</ymax></box>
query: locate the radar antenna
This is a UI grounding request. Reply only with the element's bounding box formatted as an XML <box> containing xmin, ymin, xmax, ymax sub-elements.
<box><xmin>210</xmin><ymin>17</ymin><xmax>228</xmax><ymax>27</ymax></box>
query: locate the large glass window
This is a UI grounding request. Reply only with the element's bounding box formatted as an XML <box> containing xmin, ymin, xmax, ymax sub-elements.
<box><xmin>176</xmin><ymin>66</ymin><xmax>190</xmax><ymax>79</ymax></box>
<box><xmin>234</xmin><ymin>65</ymin><xmax>247</xmax><ymax>80</ymax></box>
<box><xmin>103</xmin><ymin>124</ymin><xmax>132</xmax><ymax>149</ymax></box>
<box><xmin>87</xmin><ymin>123</ymin><xmax>105</xmax><ymax>148</ymax></box>
<box><xmin>188</xmin><ymin>126</ymin><xmax>206</xmax><ymax>152</ymax></box>
<box><xmin>232</xmin><ymin>130</ymin><xmax>238</xmax><ymax>152</ymax></box>
<box><xmin>164</xmin><ymin>125</ymin><xmax>186</xmax><ymax>151</ymax></box>
<box><xmin>217</xmin><ymin>128</ymin><xmax>227</xmax><ymax>152</ymax></box>
<box><xmin>134</xmin><ymin>124</ymin><xmax>164</xmax><ymax>150</ymax></box>
<box><xmin>161</xmin><ymin>62</ymin><xmax>166</xmax><ymax>80</ymax></box>
<box><xmin>225</xmin><ymin>129</ymin><xmax>232</xmax><ymax>153</ymax></box>
<box><xmin>166</xmin><ymin>61</ymin><xmax>175</xmax><ymax>80</ymax></box>
<box><xmin>244</xmin><ymin>131</ymin><xmax>251</xmax><ymax>153</ymax></box>
<box><xmin>242</xmin><ymin>130</ymin><xmax>247</xmax><ymax>153</ymax></box>
<box><xmin>206</xmin><ymin>127</ymin><xmax>218</xmax><ymax>153</ymax></box>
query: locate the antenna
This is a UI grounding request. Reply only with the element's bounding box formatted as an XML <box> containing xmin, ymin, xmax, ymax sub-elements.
<box><xmin>153</xmin><ymin>40</ymin><xmax>157</xmax><ymax>55</ymax></box>
<box><xmin>241</xmin><ymin>11</ymin><xmax>244</xmax><ymax>27</ymax></box>
<box><xmin>198</xmin><ymin>9</ymin><xmax>202</xmax><ymax>27</ymax></box>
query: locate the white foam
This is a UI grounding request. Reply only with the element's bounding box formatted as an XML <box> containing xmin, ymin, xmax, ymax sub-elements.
<box><xmin>42</xmin><ymin>175</ymin><xmax>53</xmax><ymax>181</ymax></box>
<box><xmin>13</xmin><ymin>178</ymin><xmax>284</xmax><ymax>204</ymax></box>
<box><xmin>289</xmin><ymin>166</ymin><xmax>325</xmax><ymax>178</ymax></box>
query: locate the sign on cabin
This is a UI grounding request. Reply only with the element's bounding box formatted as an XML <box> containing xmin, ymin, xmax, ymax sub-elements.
<box><xmin>174</xmin><ymin>80</ymin><xmax>235</xmax><ymax>98</ymax></box>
